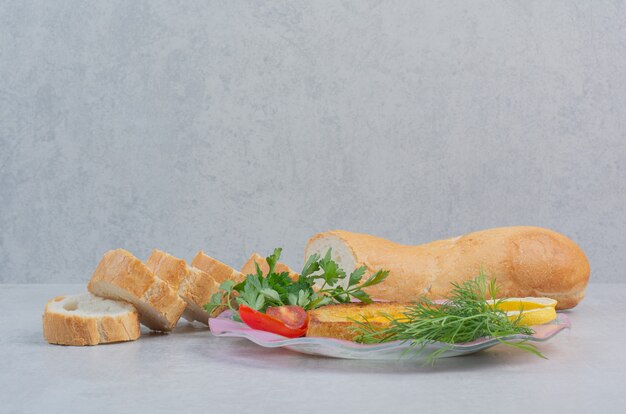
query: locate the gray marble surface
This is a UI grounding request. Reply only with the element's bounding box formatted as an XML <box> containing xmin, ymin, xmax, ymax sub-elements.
<box><xmin>1</xmin><ymin>283</ymin><xmax>624</xmax><ymax>413</ymax></box>
<box><xmin>1</xmin><ymin>1</ymin><xmax>625</xmax><ymax>284</ymax></box>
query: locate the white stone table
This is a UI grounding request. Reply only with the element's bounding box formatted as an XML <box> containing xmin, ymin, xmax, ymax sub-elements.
<box><xmin>1</xmin><ymin>284</ymin><xmax>624</xmax><ymax>413</ymax></box>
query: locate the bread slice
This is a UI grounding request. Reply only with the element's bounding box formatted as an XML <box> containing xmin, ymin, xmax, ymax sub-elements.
<box><xmin>241</xmin><ymin>252</ymin><xmax>299</xmax><ymax>280</ymax></box>
<box><xmin>191</xmin><ymin>251</ymin><xmax>246</xmax><ymax>286</ymax></box>
<box><xmin>306</xmin><ymin>302</ymin><xmax>411</xmax><ymax>341</ymax></box>
<box><xmin>146</xmin><ymin>249</ymin><xmax>221</xmax><ymax>325</ymax></box>
<box><xmin>43</xmin><ymin>293</ymin><xmax>141</xmax><ymax>346</ymax></box>
<box><xmin>145</xmin><ymin>248</ymin><xmax>189</xmax><ymax>291</ymax></box>
<box><xmin>88</xmin><ymin>249</ymin><xmax>186</xmax><ymax>332</ymax></box>
<box><xmin>179</xmin><ymin>267</ymin><xmax>222</xmax><ymax>322</ymax></box>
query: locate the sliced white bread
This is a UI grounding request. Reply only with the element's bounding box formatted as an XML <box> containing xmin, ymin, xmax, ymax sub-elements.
<box><xmin>146</xmin><ymin>249</ymin><xmax>221</xmax><ymax>325</ymax></box>
<box><xmin>179</xmin><ymin>267</ymin><xmax>222</xmax><ymax>322</ymax></box>
<box><xmin>191</xmin><ymin>251</ymin><xmax>246</xmax><ymax>286</ymax></box>
<box><xmin>43</xmin><ymin>293</ymin><xmax>141</xmax><ymax>346</ymax></box>
<box><xmin>145</xmin><ymin>248</ymin><xmax>189</xmax><ymax>291</ymax></box>
<box><xmin>241</xmin><ymin>252</ymin><xmax>299</xmax><ymax>280</ymax></box>
<box><xmin>190</xmin><ymin>251</ymin><xmax>246</xmax><ymax>319</ymax></box>
<box><xmin>88</xmin><ymin>249</ymin><xmax>186</xmax><ymax>332</ymax></box>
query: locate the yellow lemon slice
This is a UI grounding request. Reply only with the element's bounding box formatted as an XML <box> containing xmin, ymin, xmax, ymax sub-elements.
<box><xmin>488</xmin><ymin>297</ymin><xmax>557</xmax><ymax>312</ymax></box>
<box><xmin>504</xmin><ymin>306</ymin><xmax>557</xmax><ymax>326</ymax></box>
<box><xmin>486</xmin><ymin>297</ymin><xmax>558</xmax><ymax>326</ymax></box>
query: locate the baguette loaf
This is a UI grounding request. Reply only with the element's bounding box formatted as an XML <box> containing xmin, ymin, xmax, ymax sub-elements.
<box><xmin>305</xmin><ymin>227</ymin><xmax>590</xmax><ymax>310</ymax></box>
<box><xmin>146</xmin><ymin>249</ymin><xmax>221</xmax><ymax>324</ymax></box>
<box><xmin>88</xmin><ymin>249</ymin><xmax>186</xmax><ymax>331</ymax></box>
<box><xmin>43</xmin><ymin>293</ymin><xmax>141</xmax><ymax>346</ymax></box>
<box><xmin>241</xmin><ymin>252</ymin><xmax>299</xmax><ymax>280</ymax></box>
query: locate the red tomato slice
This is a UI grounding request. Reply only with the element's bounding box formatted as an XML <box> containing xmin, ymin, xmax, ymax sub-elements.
<box><xmin>266</xmin><ymin>305</ymin><xmax>308</xmax><ymax>329</ymax></box>
<box><xmin>238</xmin><ymin>305</ymin><xmax>308</xmax><ymax>338</ymax></box>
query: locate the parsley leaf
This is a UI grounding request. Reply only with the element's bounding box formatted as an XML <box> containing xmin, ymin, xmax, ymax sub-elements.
<box><xmin>360</xmin><ymin>270</ymin><xmax>390</xmax><ymax>288</ymax></box>
<box><xmin>317</xmin><ymin>249</ymin><xmax>346</xmax><ymax>287</ymax></box>
<box><xmin>348</xmin><ymin>266</ymin><xmax>367</xmax><ymax>287</ymax></box>
<box><xmin>203</xmin><ymin>247</ymin><xmax>389</xmax><ymax>319</ymax></box>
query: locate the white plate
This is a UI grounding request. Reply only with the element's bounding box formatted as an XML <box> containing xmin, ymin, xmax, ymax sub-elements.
<box><xmin>209</xmin><ymin>311</ymin><xmax>570</xmax><ymax>360</ymax></box>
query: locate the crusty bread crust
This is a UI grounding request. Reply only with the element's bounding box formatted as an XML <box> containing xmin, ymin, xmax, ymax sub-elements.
<box><xmin>177</xmin><ymin>267</ymin><xmax>217</xmax><ymax>308</ymax></box>
<box><xmin>147</xmin><ymin>249</ymin><xmax>220</xmax><ymax>323</ymax></box>
<box><xmin>191</xmin><ymin>251</ymin><xmax>245</xmax><ymax>285</ymax></box>
<box><xmin>179</xmin><ymin>267</ymin><xmax>222</xmax><ymax>322</ymax></box>
<box><xmin>42</xmin><ymin>295</ymin><xmax>140</xmax><ymax>346</ymax></box>
<box><xmin>189</xmin><ymin>251</ymin><xmax>247</xmax><ymax>322</ymax></box>
<box><xmin>305</xmin><ymin>227</ymin><xmax>590</xmax><ymax>310</ymax></box>
<box><xmin>88</xmin><ymin>249</ymin><xmax>186</xmax><ymax>331</ymax></box>
<box><xmin>146</xmin><ymin>249</ymin><xmax>188</xmax><ymax>291</ymax></box>
<box><xmin>306</xmin><ymin>302</ymin><xmax>411</xmax><ymax>341</ymax></box>
<box><xmin>241</xmin><ymin>252</ymin><xmax>299</xmax><ymax>280</ymax></box>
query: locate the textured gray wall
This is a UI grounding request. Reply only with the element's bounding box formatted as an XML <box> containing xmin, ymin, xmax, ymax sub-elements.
<box><xmin>1</xmin><ymin>1</ymin><xmax>625</xmax><ymax>283</ymax></box>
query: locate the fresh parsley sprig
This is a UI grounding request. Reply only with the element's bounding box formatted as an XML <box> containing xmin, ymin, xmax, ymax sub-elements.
<box><xmin>203</xmin><ymin>248</ymin><xmax>389</xmax><ymax>320</ymax></box>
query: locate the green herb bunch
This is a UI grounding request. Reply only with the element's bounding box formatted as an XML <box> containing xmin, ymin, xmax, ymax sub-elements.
<box><xmin>352</xmin><ymin>272</ymin><xmax>544</xmax><ymax>362</ymax></box>
<box><xmin>203</xmin><ymin>248</ymin><xmax>388</xmax><ymax>320</ymax></box>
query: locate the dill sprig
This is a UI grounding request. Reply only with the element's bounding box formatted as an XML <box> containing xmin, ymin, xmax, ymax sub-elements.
<box><xmin>352</xmin><ymin>272</ymin><xmax>546</xmax><ymax>363</ymax></box>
